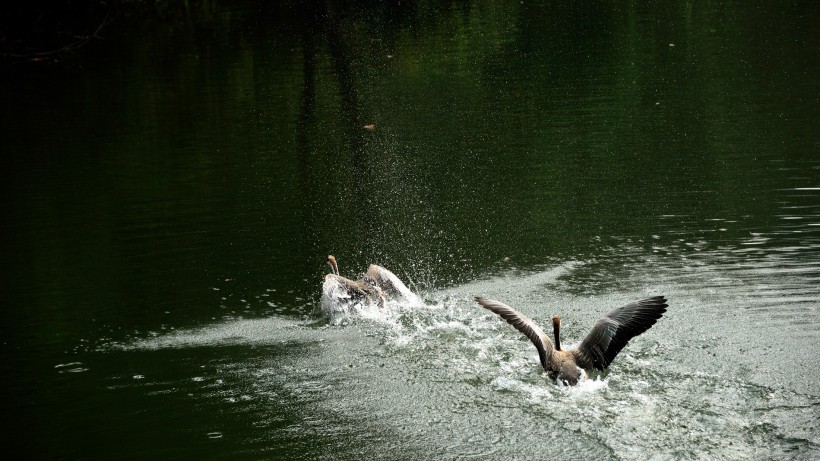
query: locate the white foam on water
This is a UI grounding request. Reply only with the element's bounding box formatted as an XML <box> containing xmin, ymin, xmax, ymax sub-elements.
<box><xmin>107</xmin><ymin>255</ymin><xmax>819</xmax><ymax>460</ymax></box>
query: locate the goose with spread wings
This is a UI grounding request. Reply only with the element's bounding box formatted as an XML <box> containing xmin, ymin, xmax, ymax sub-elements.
<box><xmin>475</xmin><ymin>296</ymin><xmax>668</xmax><ymax>385</ymax></box>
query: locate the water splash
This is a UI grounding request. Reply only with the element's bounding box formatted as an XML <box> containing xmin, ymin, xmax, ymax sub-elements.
<box><xmin>108</xmin><ymin>257</ymin><xmax>818</xmax><ymax>460</ymax></box>
<box><xmin>320</xmin><ymin>264</ymin><xmax>422</xmax><ymax>325</ymax></box>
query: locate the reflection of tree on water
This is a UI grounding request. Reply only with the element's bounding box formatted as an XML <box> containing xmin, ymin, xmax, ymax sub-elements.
<box><xmin>297</xmin><ymin>1</ymin><xmax>370</xmax><ymax>179</ymax></box>
<box><xmin>296</xmin><ymin>1</ymin><xmax>368</xmax><ymax>263</ymax></box>
<box><xmin>0</xmin><ymin>1</ymin><xmax>208</xmax><ymax>63</ymax></box>
<box><xmin>295</xmin><ymin>2</ymin><xmax>424</xmax><ymax>269</ymax></box>
<box><xmin>0</xmin><ymin>1</ymin><xmax>108</xmax><ymax>63</ymax></box>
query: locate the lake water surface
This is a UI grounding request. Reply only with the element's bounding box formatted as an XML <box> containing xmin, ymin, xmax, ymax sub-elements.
<box><xmin>1</xmin><ymin>1</ymin><xmax>818</xmax><ymax>459</ymax></box>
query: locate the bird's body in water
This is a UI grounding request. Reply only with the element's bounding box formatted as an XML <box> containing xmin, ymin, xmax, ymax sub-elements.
<box><xmin>323</xmin><ymin>255</ymin><xmax>418</xmax><ymax>308</ymax></box>
<box><xmin>325</xmin><ymin>255</ymin><xmax>387</xmax><ymax>307</ymax></box>
<box><xmin>475</xmin><ymin>296</ymin><xmax>668</xmax><ymax>385</ymax></box>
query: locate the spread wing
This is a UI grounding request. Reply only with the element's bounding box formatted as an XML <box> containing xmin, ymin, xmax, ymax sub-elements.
<box><xmin>364</xmin><ymin>264</ymin><xmax>401</xmax><ymax>295</ymax></box>
<box><xmin>475</xmin><ymin>296</ymin><xmax>554</xmax><ymax>372</ymax></box>
<box><xmin>573</xmin><ymin>296</ymin><xmax>668</xmax><ymax>370</ymax></box>
<box><xmin>365</xmin><ymin>264</ymin><xmax>418</xmax><ymax>302</ymax></box>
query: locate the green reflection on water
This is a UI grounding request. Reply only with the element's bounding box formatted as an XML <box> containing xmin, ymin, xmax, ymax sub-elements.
<box><xmin>1</xmin><ymin>0</ymin><xmax>816</xmax><ymax>341</ymax></box>
<box><xmin>0</xmin><ymin>2</ymin><xmax>817</xmax><ymax>458</ymax></box>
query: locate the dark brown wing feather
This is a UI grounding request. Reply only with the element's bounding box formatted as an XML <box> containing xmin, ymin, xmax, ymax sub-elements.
<box><xmin>573</xmin><ymin>296</ymin><xmax>668</xmax><ymax>370</ymax></box>
<box><xmin>475</xmin><ymin>296</ymin><xmax>555</xmax><ymax>372</ymax></box>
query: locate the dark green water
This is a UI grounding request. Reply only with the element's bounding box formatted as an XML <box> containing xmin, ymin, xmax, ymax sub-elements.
<box><xmin>2</xmin><ymin>2</ymin><xmax>818</xmax><ymax>459</ymax></box>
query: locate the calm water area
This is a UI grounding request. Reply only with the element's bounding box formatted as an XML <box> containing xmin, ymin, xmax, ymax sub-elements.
<box><xmin>1</xmin><ymin>1</ymin><xmax>818</xmax><ymax>459</ymax></box>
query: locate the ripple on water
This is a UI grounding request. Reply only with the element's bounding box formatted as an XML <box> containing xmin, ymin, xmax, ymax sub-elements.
<box><xmin>109</xmin><ymin>258</ymin><xmax>818</xmax><ymax>460</ymax></box>
<box><xmin>351</xmin><ymin>265</ymin><xmax>817</xmax><ymax>459</ymax></box>
<box><xmin>54</xmin><ymin>362</ymin><xmax>89</xmax><ymax>373</ymax></box>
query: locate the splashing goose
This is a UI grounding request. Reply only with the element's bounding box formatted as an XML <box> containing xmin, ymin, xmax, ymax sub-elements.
<box><xmin>325</xmin><ymin>255</ymin><xmax>386</xmax><ymax>307</ymax></box>
<box><xmin>475</xmin><ymin>295</ymin><xmax>668</xmax><ymax>385</ymax></box>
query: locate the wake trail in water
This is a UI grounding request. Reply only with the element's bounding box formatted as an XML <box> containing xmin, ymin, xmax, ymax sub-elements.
<box><xmin>111</xmin><ymin>256</ymin><xmax>818</xmax><ymax>460</ymax></box>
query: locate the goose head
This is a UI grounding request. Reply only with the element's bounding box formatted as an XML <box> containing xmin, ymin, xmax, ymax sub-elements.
<box><xmin>557</xmin><ymin>362</ymin><xmax>584</xmax><ymax>386</ymax></box>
